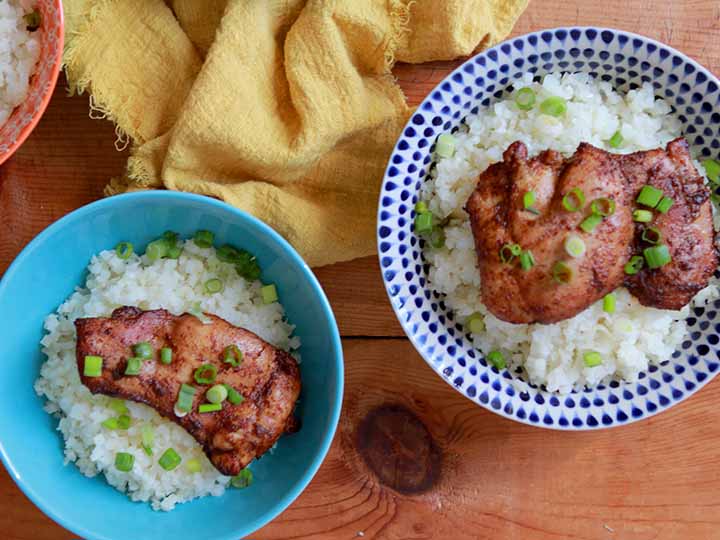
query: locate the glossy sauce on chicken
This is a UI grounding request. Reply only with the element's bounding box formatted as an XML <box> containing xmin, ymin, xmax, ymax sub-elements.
<box><xmin>465</xmin><ymin>138</ymin><xmax>717</xmax><ymax>324</ymax></box>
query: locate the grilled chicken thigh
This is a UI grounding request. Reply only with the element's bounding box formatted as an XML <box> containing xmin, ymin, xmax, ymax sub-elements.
<box><xmin>75</xmin><ymin>306</ymin><xmax>301</xmax><ymax>476</ymax></box>
<box><xmin>465</xmin><ymin>138</ymin><xmax>717</xmax><ymax>324</ymax></box>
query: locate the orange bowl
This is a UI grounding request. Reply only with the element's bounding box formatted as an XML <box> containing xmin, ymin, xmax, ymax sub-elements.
<box><xmin>0</xmin><ymin>0</ymin><xmax>63</xmax><ymax>165</ymax></box>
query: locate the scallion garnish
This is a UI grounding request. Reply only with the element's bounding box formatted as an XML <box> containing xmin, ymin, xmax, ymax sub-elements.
<box><xmin>125</xmin><ymin>357</ymin><xmax>142</xmax><ymax>376</ymax></box>
<box><xmin>115</xmin><ymin>452</ymin><xmax>134</xmax><ymax>472</ymax></box>
<box><xmin>435</xmin><ymin>133</ymin><xmax>456</xmax><ymax>158</ymax></box>
<box><xmin>188</xmin><ymin>302</ymin><xmax>212</xmax><ymax>324</ymax></box>
<box><xmin>204</xmin><ymin>278</ymin><xmax>224</xmax><ymax>294</ymax></box>
<box><xmin>562</xmin><ymin>188</ymin><xmax>585</xmax><ymax>212</ymax></box>
<box><xmin>702</xmin><ymin>158</ymin><xmax>720</xmax><ymax>183</ymax></box>
<box><xmin>539</xmin><ymin>96</ymin><xmax>567</xmax><ymax>117</ymax></box>
<box><xmin>186</xmin><ymin>459</ymin><xmax>202</xmax><ymax>473</ymax></box>
<box><xmin>115</xmin><ymin>242</ymin><xmax>134</xmax><ymax>260</ymax></box>
<box><xmin>176</xmin><ymin>384</ymin><xmax>196</xmax><ymax>413</ymax></box>
<box><xmin>564</xmin><ymin>234</ymin><xmax>586</xmax><ymax>258</ymax></box>
<box><xmin>117</xmin><ymin>414</ymin><xmax>131</xmax><ymax>430</ymax></box>
<box><xmin>643</xmin><ymin>244</ymin><xmax>672</xmax><ymax>269</ymax></box>
<box><xmin>583</xmin><ymin>351</ymin><xmax>602</xmax><ymax>367</ymax></box>
<box><xmin>133</xmin><ymin>342</ymin><xmax>153</xmax><ymax>359</ymax></box>
<box><xmin>223</xmin><ymin>344</ymin><xmax>242</xmax><ymax>367</ymax></box>
<box><xmin>166</xmin><ymin>245</ymin><xmax>182</xmax><ymax>260</ymax></box>
<box><xmin>632</xmin><ymin>209</ymin><xmax>653</xmax><ymax>223</ymax></box>
<box><xmin>261</xmin><ymin>284</ymin><xmax>278</xmax><ymax>304</ymax></box>
<box><xmin>624</xmin><ymin>255</ymin><xmax>645</xmax><ymax>275</ymax></box>
<box><xmin>414</xmin><ymin>212</ymin><xmax>433</xmax><ymax>234</ymax></box>
<box><xmin>603</xmin><ymin>293</ymin><xmax>616</xmax><ymax>314</ymax></box>
<box><xmin>207</xmin><ymin>384</ymin><xmax>228</xmax><ymax>404</ymax></box>
<box><xmin>552</xmin><ymin>261</ymin><xmax>573</xmax><ymax>284</ymax></box>
<box><xmin>101</xmin><ymin>418</ymin><xmax>119</xmax><ymax>430</ymax></box>
<box><xmin>158</xmin><ymin>448</ymin><xmax>182</xmax><ymax>471</ymax></box>
<box><xmin>194</xmin><ymin>230</ymin><xmax>214</xmax><ymax>248</ymax></box>
<box><xmin>160</xmin><ymin>347</ymin><xmax>172</xmax><ymax>365</ymax></box>
<box><xmin>414</xmin><ymin>201</ymin><xmax>428</xmax><ymax>214</ymax></box>
<box><xmin>519</xmin><ymin>250</ymin><xmax>535</xmax><ymax>271</ymax></box>
<box><xmin>656</xmin><ymin>196</ymin><xmax>674</xmax><ymax>214</ymax></box>
<box><xmin>224</xmin><ymin>384</ymin><xmax>245</xmax><ymax>405</ymax></box>
<box><xmin>514</xmin><ymin>87</ymin><xmax>536</xmax><ymax>110</ymax></box>
<box><xmin>194</xmin><ymin>364</ymin><xmax>218</xmax><ymax>385</ymax></box>
<box><xmin>109</xmin><ymin>398</ymin><xmax>129</xmax><ymax>416</ymax></box>
<box><xmin>487</xmin><ymin>350</ymin><xmax>506</xmax><ymax>369</ymax></box>
<box><xmin>636</xmin><ymin>185</ymin><xmax>663</xmax><ymax>208</ymax></box>
<box><xmin>145</xmin><ymin>239</ymin><xmax>169</xmax><ymax>261</ymax></box>
<box><xmin>141</xmin><ymin>425</ymin><xmax>154</xmax><ymax>456</ymax></box>
<box><xmin>590</xmin><ymin>197</ymin><xmax>616</xmax><ymax>217</ymax></box>
<box><xmin>216</xmin><ymin>244</ymin><xmax>241</xmax><ymax>263</ymax></box>
<box><xmin>466</xmin><ymin>312</ymin><xmax>485</xmax><ymax>334</ymax></box>
<box><xmin>429</xmin><ymin>227</ymin><xmax>445</xmax><ymax>248</ymax></box>
<box><xmin>230</xmin><ymin>469</ymin><xmax>253</xmax><ymax>489</ymax></box>
<box><xmin>523</xmin><ymin>190</ymin><xmax>539</xmax><ymax>214</ymax></box>
<box><xmin>499</xmin><ymin>243</ymin><xmax>522</xmax><ymax>264</ymax></box>
<box><xmin>579</xmin><ymin>213</ymin><xmax>602</xmax><ymax>233</ymax></box>
<box><xmin>83</xmin><ymin>355</ymin><xmax>103</xmax><ymax>377</ymax></box>
<box><xmin>199</xmin><ymin>403</ymin><xmax>222</xmax><ymax>413</ymax></box>
<box><xmin>608</xmin><ymin>130</ymin><xmax>623</xmax><ymax>149</ymax></box>
<box><xmin>641</xmin><ymin>226</ymin><xmax>662</xmax><ymax>245</ymax></box>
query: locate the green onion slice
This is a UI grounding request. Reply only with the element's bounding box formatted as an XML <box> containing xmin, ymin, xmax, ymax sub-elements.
<box><xmin>223</xmin><ymin>344</ymin><xmax>243</xmax><ymax>367</ymax></box>
<box><xmin>487</xmin><ymin>350</ymin><xmax>506</xmax><ymax>369</ymax></box>
<box><xmin>216</xmin><ymin>244</ymin><xmax>241</xmax><ymax>263</ymax></box>
<box><xmin>141</xmin><ymin>425</ymin><xmax>154</xmax><ymax>456</ymax></box>
<box><xmin>552</xmin><ymin>261</ymin><xmax>573</xmax><ymax>284</ymax></box>
<box><xmin>176</xmin><ymin>383</ymin><xmax>197</xmax><ymax>413</ymax></box>
<box><xmin>562</xmin><ymin>188</ymin><xmax>586</xmax><ymax>212</ymax></box>
<box><xmin>435</xmin><ymin>133</ymin><xmax>456</xmax><ymax>158</ymax></box>
<box><xmin>636</xmin><ymin>185</ymin><xmax>664</xmax><ymax>208</ymax></box>
<box><xmin>261</xmin><ymin>284</ymin><xmax>278</xmax><ymax>304</ymax></box>
<box><xmin>643</xmin><ymin>244</ymin><xmax>672</xmax><ymax>269</ymax></box>
<box><xmin>115</xmin><ymin>242</ymin><xmax>134</xmax><ymax>260</ymax></box>
<box><xmin>224</xmin><ymin>384</ymin><xmax>245</xmax><ymax>405</ymax></box>
<box><xmin>466</xmin><ymin>312</ymin><xmax>485</xmax><ymax>334</ymax></box>
<box><xmin>702</xmin><ymin>158</ymin><xmax>720</xmax><ymax>183</ymax></box>
<box><xmin>564</xmin><ymin>234</ymin><xmax>586</xmax><ymax>258</ymax></box>
<box><xmin>125</xmin><ymin>357</ymin><xmax>142</xmax><ymax>376</ymax></box>
<box><xmin>115</xmin><ymin>452</ymin><xmax>134</xmax><ymax>472</ymax></box>
<box><xmin>101</xmin><ymin>418</ymin><xmax>119</xmax><ymax>430</ymax></box>
<box><xmin>109</xmin><ymin>399</ymin><xmax>129</xmax><ymax>416</ymax></box>
<box><xmin>145</xmin><ymin>239</ymin><xmax>168</xmax><ymax>261</ymax></box>
<box><xmin>641</xmin><ymin>226</ymin><xmax>662</xmax><ymax>245</ymax></box>
<box><xmin>608</xmin><ymin>130</ymin><xmax>623</xmax><ymax>149</ymax></box>
<box><xmin>194</xmin><ymin>364</ymin><xmax>218</xmax><ymax>385</ymax></box>
<box><xmin>160</xmin><ymin>347</ymin><xmax>172</xmax><ymax>365</ymax></box>
<box><xmin>204</xmin><ymin>278</ymin><xmax>224</xmax><ymax>294</ymax></box>
<box><xmin>166</xmin><ymin>246</ymin><xmax>182</xmax><ymax>260</ymax></box>
<box><xmin>499</xmin><ymin>243</ymin><xmax>521</xmax><ymax>264</ymax></box>
<box><xmin>194</xmin><ymin>230</ymin><xmax>215</xmax><ymax>248</ymax></box>
<box><xmin>158</xmin><ymin>448</ymin><xmax>182</xmax><ymax>471</ymax></box>
<box><xmin>83</xmin><ymin>355</ymin><xmax>103</xmax><ymax>377</ymax></box>
<box><xmin>235</xmin><ymin>251</ymin><xmax>261</xmax><ymax>281</ymax></box>
<box><xmin>188</xmin><ymin>302</ymin><xmax>212</xmax><ymax>324</ymax></box>
<box><xmin>133</xmin><ymin>341</ymin><xmax>153</xmax><ymax>359</ymax></box>
<box><xmin>579</xmin><ymin>213</ymin><xmax>602</xmax><ymax>233</ymax></box>
<box><xmin>539</xmin><ymin>96</ymin><xmax>567</xmax><ymax>117</ymax></box>
<box><xmin>603</xmin><ymin>293</ymin><xmax>616</xmax><ymax>314</ymax></box>
<box><xmin>632</xmin><ymin>209</ymin><xmax>653</xmax><ymax>223</ymax></box>
<box><xmin>117</xmin><ymin>414</ymin><xmax>132</xmax><ymax>430</ymax></box>
<box><xmin>231</xmin><ymin>469</ymin><xmax>253</xmax><ymax>489</ymax></box>
<box><xmin>429</xmin><ymin>227</ymin><xmax>445</xmax><ymax>249</ymax></box>
<box><xmin>414</xmin><ymin>212</ymin><xmax>433</xmax><ymax>234</ymax></box>
<box><xmin>519</xmin><ymin>250</ymin><xmax>535</xmax><ymax>271</ymax></box>
<box><xmin>583</xmin><ymin>351</ymin><xmax>602</xmax><ymax>367</ymax></box>
<box><xmin>523</xmin><ymin>190</ymin><xmax>539</xmax><ymax>214</ymax></box>
<box><xmin>162</xmin><ymin>231</ymin><xmax>179</xmax><ymax>245</ymax></box>
<box><xmin>590</xmin><ymin>197</ymin><xmax>616</xmax><ymax>217</ymax></box>
<box><xmin>624</xmin><ymin>255</ymin><xmax>645</xmax><ymax>275</ymax></box>
<box><xmin>207</xmin><ymin>384</ymin><xmax>228</xmax><ymax>404</ymax></box>
<box><xmin>186</xmin><ymin>458</ymin><xmax>202</xmax><ymax>473</ymax></box>
<box><xmin>414</xmin><ymin>201</ymin><xmax>428</xmax><ymax>214</ymax></box>
<box><xmin>656</xmin><ymin>196</ymin><xmax>674</xmax><ymax>214</ymax></box>
<box><xmin>199</xmin><ymin>403</ymin><xmax>222</xmax><ymax>413</ymax></box>
<box><xmin>514</xmin><ymin>87</ymin><xmax>536</xmax><ymax>110</ymax></box>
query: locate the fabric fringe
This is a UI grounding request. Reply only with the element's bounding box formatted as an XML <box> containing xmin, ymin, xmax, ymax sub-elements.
<box><xmin>384</xmin><ymin>0</ymin><xmax>415</xmax><ymax>72</ymax></box>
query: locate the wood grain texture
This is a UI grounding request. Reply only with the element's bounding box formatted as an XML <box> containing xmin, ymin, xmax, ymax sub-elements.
<box><xmin>0</xmin><ymin>0</ymin><xmax>719</xmax><ymax>538</ymax></box>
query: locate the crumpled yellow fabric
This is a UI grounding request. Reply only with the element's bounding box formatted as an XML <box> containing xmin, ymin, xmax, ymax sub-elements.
<box><xmin>63</xmin><ymin>0</ymin><xmax>527</xmax><ymax>267</ymax></box>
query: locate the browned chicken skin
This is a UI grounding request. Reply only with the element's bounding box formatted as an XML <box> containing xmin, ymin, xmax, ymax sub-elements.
<box><xmin>75</xmin><ymin>306</ymin><xmax>301</xmax><ymax>476</ymax></box>
<box><xmin>465</xmin><ymin>138</ymin><xmax>717</xmax><ymax>324</ymax></box>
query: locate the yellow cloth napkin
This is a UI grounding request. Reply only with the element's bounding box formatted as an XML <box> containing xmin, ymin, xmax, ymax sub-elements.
<box><xmin>64</xmin><ymin>0</ymin><xmax>527</xmax><ymax>267</ymax></box>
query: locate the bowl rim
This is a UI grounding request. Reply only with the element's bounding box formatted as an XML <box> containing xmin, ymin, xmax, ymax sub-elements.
<box><xmin>0</xmin><ymin>0</ymin><xmax>65</xmax><ymax>166</ymax></box>
<box><xmin>0</xmin><ymin>190</ymin><xmax>344</xmax><ymax>540</ymax></box>
<box><xmin>377</xmin><ymin>25</ymin><xmax>720</xmax><ymax>431</ymax></box>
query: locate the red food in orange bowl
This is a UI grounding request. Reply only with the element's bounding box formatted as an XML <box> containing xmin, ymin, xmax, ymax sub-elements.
<box><xmin>0</xmin><ymin>0</ymin><xmax>63</xmax><ymax>165</ymax></box>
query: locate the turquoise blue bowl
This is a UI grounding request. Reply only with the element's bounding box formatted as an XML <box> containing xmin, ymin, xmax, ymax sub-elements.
<box><xmin>0</xmin><ymin>191</ymin><xmax>343</xmax><ymax>540</ymax></box>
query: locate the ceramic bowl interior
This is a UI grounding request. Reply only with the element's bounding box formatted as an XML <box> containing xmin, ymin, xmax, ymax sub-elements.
<box><xmin>0</xmin><ymin>0</ymin><xmax>63</xmax><ymax>164</ymax></box>
<box><xmin>378</xmin><ymin>27</ymin><xmax>720</xmax><ymax>429</ymax></box>
<box><xmin>0</xmin><ymin>192</ymin><xmax>343</xmax><ymax>540</ymax></box>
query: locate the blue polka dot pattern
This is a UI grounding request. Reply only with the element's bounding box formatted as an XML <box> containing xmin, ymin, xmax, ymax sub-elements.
<box><xmin>377</xmin><ymin>27</ymin><xmax>720</xmax><ymax>430</ymax></box>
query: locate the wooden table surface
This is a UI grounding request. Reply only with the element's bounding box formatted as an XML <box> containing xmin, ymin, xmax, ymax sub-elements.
<box><xmin>2</xmin><ymin>1</ymin><xmax>720</xmax><ymax>539</ymax></box>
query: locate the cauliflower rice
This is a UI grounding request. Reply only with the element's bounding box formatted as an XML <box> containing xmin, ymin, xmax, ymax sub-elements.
<box><xmin>0</xmin><ymin>0</ymin><xmax>40</xmax><ymax>128</ymax></box>
<box><xmin>420</xmin><ymin>72</ymin><xmax>719</xmax><ymax>394</ymax></box>
<box><xmin>34</xmin><ymin>240</ymin><xmax>300</xmax><ymax>511</ymax></box>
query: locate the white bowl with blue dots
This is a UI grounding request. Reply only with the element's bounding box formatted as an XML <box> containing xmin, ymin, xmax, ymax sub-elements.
<box><xmin>377</xmin><ymin>27</ymin><xmax>720</xmax><ymax>429</ymax></box>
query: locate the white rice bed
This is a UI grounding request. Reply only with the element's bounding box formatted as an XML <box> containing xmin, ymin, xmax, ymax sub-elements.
<box><xmin>0</xmin><ymin>0</ymin><xmax>40</xmax><ymax>127</ymax></box>
<box><xmin>35</xmin><ymin>240</ymin><xmax>300</xmax><ymax>511</ymax></box>
<box><xmin>420</xmin><ymin>72</ymin><xmax>719</xmax><ymax>394</ymax></box>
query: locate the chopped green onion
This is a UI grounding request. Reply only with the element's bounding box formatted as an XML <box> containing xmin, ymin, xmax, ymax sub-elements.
<box><xmin>141</xmin><ymin>425</ymin><xmax>154</xmax><ymax>456</ymax></box>
<box><xmin>656</xmin><ymin>196</ymin><xmax>674</xmax><ymax>214</ymax></box>
<box><xmin>216</xmin><ymin>244</ymin><xmax>241</xmax><ymax>263</ymax></box>
<box><xmin>435</xmin><ymin>133</ymin><xmax>456</xmax><ymax>158</ymax></box>
<box><xmin>632</xmin><ymin>209</ymin><xmax>653</xmax><ymax>223</ymax></box>
<box><xmin>145</xmin><ymin>239</ymin><xmax>168</xmax><ymax>261</ymax></box>
<box><xmin>591</xmin><ymin>197</ymin><xmax>616</xmax><ymax>217</ymax></box>
<box><xmin>261</xmin><ymin>284</ymin><xmax>278</xmax><ymax>304</ymax></box>
<box><xmin>603</xmin><ymin>293</ymin><xmax>616</xmax><ymax>314</ymax></box>
<box><xmin>24</xmin><ymin>9</ymin><xmax>41</xmax><ymax>31</ymax></box>
<box><xmin>114</xmin><ymin>452</ymin><xmax>134</xmax><ymax>472</ymax></box>
<box><xmin>158</xmin><ymin>448</ymin><xmax>182</xmax><ymax>471</ymax></box>
<box><xmin>539</xmin><ymin>96</ymin><xmax>567</xmax><ymax>117</ymax></box>
<box><xmin>235</xmin><ymin>251</ymin><xmax>261</xmax><ymax>281</ymax></box>
<box><xmin>194</xmin><ymin>230</ymin><xmax>214</xmax><ymax>248</ymax></box>
<box><xmin>166</xmin><ymin>246</ymin><xmax>182</xmax><ymax>260</ymax></box>
<box><xmin>562</xmin><ymin>188</ymin><xmax>585</xmax><ymax>212</ymax></box>
<box><xmin>523</xmin><ymin>191</ymin><xmax>539</xmax><ymax>214</ymax></box>
<box><xmin>636</xmin><ymin>185</ymin><xmax>664</xmax><ymax>208</ymax></box>
<box><xmin>194</xmin><ymin>364</ymin><xmax>217</xmax><ymax>385</ymax></box>
<box><xmin>133</xmin><ymin>341</ymin><xmax>153</xmax><ymax>359</ymax></box>
<box><xmin>487</xmin><ymin>350</ymin><xmax>505</xmax><ymax>369</ymax></box>
<box><xmin>231</xmin><ymin>469</ymin><xmax>253</xmax><ymax>489</ymax></box>
<box><xmin>117</xmin><ymin>414</ymin><xmax>132</xmax><ymax>430</ymax></box>
<box><xmin>101</xmin><ymin>418</ymin><xmax>119</xmax><ymax>430</ymax></box>
<box><xmin>204</xmin><ymin>278</ymin><xmax>224</xmax><ymax>294</ymax></box>
<box><xmin>564</xmin><ymin>234</ymin><xmax>586</xmax><ymax>258</ymax></box>
<box><xmin>108</xmin><ymin>398</ymin><xmax>129</xmax><ymax>416</ymax></box>
<box><xmin>643</xmin><ymin>244</ymin><xmax>672</xmax><ymax>269</ymax></box>
<box><xmin>552</xmin><ymin>261</ymin><xmax>573</xmax><ymax>284</ymax></box>
<box><xmin>199</xmin><ymin>403</ymin><xmax>222</xmax><ymax>413</ymax></box>
<box><xmin>176</xmin><ymin>384</ymin><xmax>196</xmax><ymax>413</ymax></box>
<box><xmin>702</xmin><ymin>158</ymin><xmax>720</xmax><ymax>183</ymax></box>
<box><xmin>583</xmin><ymin>351</ymin><xmax>602</xmax><ymax>367</ymax></box>
<box><xmin>223</xmin><ymin>344</ymin><xmax>243</xmax><ymax>367</ymax></box>
<box><xmin>160</xmin><ymin>347</ymin><xmax>172</xmax><ymax>365</ymax></box>
<box><xmin>641</xmin><ymin>226</ymin><xmax>662</xmax><ymax>245</ymax></box>
<box><xmin>608</xmin><ymin>130</ymin><xmax>623</xmax><ymax>149</ymax></box>
<box><xmin>162</xmin><ymin>231</ymin><xmax>179</xmax><ymax>245</ymax></box>
<box><xmin>499</xmin><ymin>243</ymin><xmax>522</xmax><ymax>264</ymax></box>
<box><xmin>125</xmin><ymin>357</ymin><xmax>142</xmax><ymax>376</ymax></box>
<box><xmin>414</xmin><ymin>201</ymin><xmax>428</xmax><ymax>214</ymax></box>
<box><xmin>188</xmin><ymin>302</ymin><xmax>212</xmax><ymax>324</ymax></box>
<box><xmin>224</xmin><ymin>384</ymin><xmax>245</xmax><ymax>405</ymax></box>
<box><xmin>519</xmin><ymin>250</ymin><xmax>535</xmax><ymax>271</ymax></box>
<box><xmin>514</xmin><ymin>87</ymin><xmax>536</xmax><ymax>110</ymax></box>
<box><xmin>579</xmin><ymin>213</ymin><xmax>602</xmax><ymax>233</ymax></box>
<box><xmin>83</xmin><ymin>355</ymin><xmax>103</xmax><ymax>377</ymax></box>
<box><xmin>207</xmin><ymin>384</ymin><xmax>228</xmax><ymax>404</ymax></box>
<box><xmin>466</xmin><ymin>312</ymin><xmax>485</xmax><ymax>334</ymax></box>
<box><xmin>186</xmin><ymin>458</ymin><xmax>202</xmax><ymax>473</ymax></box>
<box><xmin>624</xmin><ymin>255</ymin><xmax>645</xmax><ymax>275</ymax></box>
<box><xmin>414</xmin><ymin>212</ymin><xmax>433</xmax><ymax>234</ymax></box>
<box><xmin>429</xmin><ymin>227</ymin><xmax>445</xmax><ymax>248</ymax></box>
<box><xmin>115</xmin><ymin>242</ymin><xmax>134</xmax><ymax>260</ymax></box>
